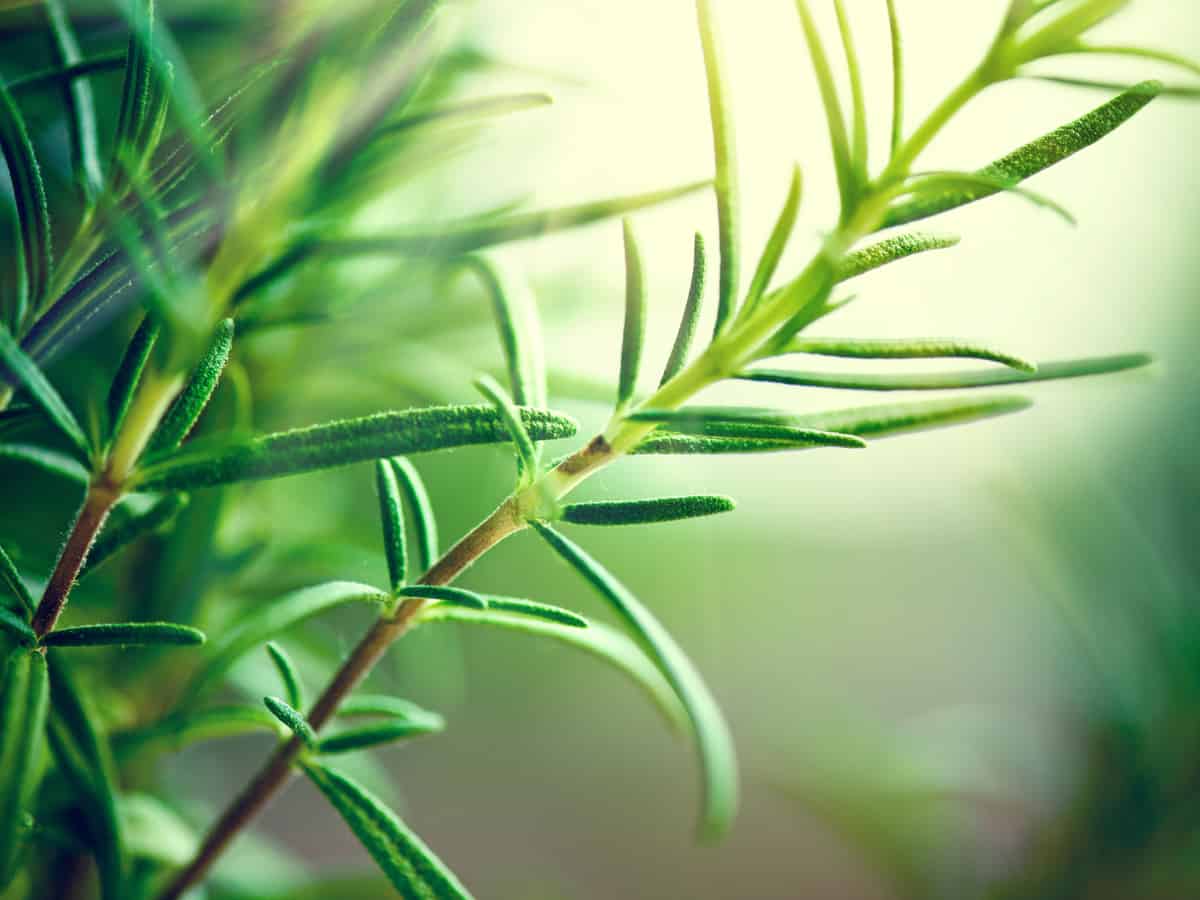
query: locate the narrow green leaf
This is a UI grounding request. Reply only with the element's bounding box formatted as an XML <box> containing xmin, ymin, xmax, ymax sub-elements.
<box><xmin>80</xmin><ymin>493</ymin><xmax>189</xmax><ymax>580</ymax></box>
<box><xmin>837</xmin><ymin>233</ymin><xmax>960</xmax><ymax>282</ymax></box>
<box><xmin>695</xmin><ymin>0</ymin><xmax>740</xmax><ymax>334</ymax></box>
<box><xmin>616</xmin><ymin>218</ymin><xmax>647</xmax><ymax>411</ymax></box>
<box><xmin>628</xmin><ymin>406</ymin><xmax>868</xmax><ymax>446</ymax></box>
<box><xmin>303</xmin><ymin>762</ymin><xmax>474</xmax><ymax>899</ymax></box>
<box><xmin>453</xmin><ymin>255</ymin><xmax>544</xmax><ymax>409</ymax></box>
<box><xmin>883</xmin><ymin>81</ymin><xmax>1161</xmax><ymax>228</ymax></box>
<box><xmin>779</xmin><ymin>338</ymin><xmax>1035</xmax><ymax>371</ymax></box>
<box><xmin>0</xmin><ymin>326</ymin><xmax>90</xmax><ymax>459</ymax></box>
<box><xmin>0</xmin><ymin>649</ymin><xmax>48</xmax><ymax>886</ymax></box>
<box><xmin>421</xmin><ymin>606</ymin><xmax>685</xmax><ymax>729</ymax></box>
<box><xmin>741</xmin><ymin>166</ymin><xmax>803</xmax><ymax>319</ymax></box>
<box><xmin>1026</xmin><ymin>74</ymin><xmax>1200</xmax><ymax>98</ymax></box>
<box><xmin>660</xmin><ymin>233</ymin><xmax>707</xmax><ymax>385</ymax></box>
<box><xmin>1067</xmin><ymin>42</ymin><xmax>1200</xmax><ymax>78</ymax></box>
<box><xmin>886</xmin><ymin>0</ymin><xmax>904</xmax><ymax>157</ymax></box>
<box><xmin>482</xmin><ymin>597</ymin><xmax>589</xmax><ymax>629</ymax></box>
<box><xmin>530</xmin><ymin>523</ymin><xmax>737</xmax><ymax>839</ymax></box>
<box><xmin>897</xmin><ymin>170</ymin><xmax>1076</xmax><ymax>224</ymax></box>
<box><xmin>46</xmin><ymin>654</ymin><xmax>124</xmax><ymax>900</ymax></box>
<box><xmin>0</xmin><ymin>609</ymin><xmax>34</xmax><ymax>645</ymax></box>
<box><xmin>832</xmin><ymin>0</ymin><xmax>868</xmax><ymax>177</ymax></box>
<box><xmin>631</xmin><ymin>429</ymin><xmax>862</xmax><ymax>455</ymax></box>
<box><xmin>43</xmin><ymin>621</ymin><xmax>205</xmax><ymax>648</ymax></box>
<box><xmin>112</xmin><ymin>705</ymin><xmax>277</xmax><ymax>759</ymax></box>
<box><xmin>9</xmin><ymin>52</ymin><xmax>127</xmax><ymax>94</ymax></box>
<box><xmin>474</xmin><ymin>375</ymin><xmax>538</xmax><ymax>484</ymax></box>
<box><xmin>561</xmin><ymin>496</ymin><xmax>735</xmax><ymax>526</ymax></box>
<box><xmin>318</xmin><ymin>719</ymin><xmax>443</xmax><ymax>755</ymax></box>
<box><xmin>389</xmin><ymin>458</ymin><xmax>438</xmax><ymax>575</ymax></box>
<box><xmin>133</xmin><ymin>405</ymin><xmax>578</xmax><ymax>492</ymax></box>
<box><xmin>339</xmin><ymin>696</ymin><xmax>444</xmax><ymax>726</ymax></box>
<box><xmin>45</xmin><ymin>0</ymin><xmax>104</xmax><ymax>197</ymax></box>
<box><xmin>185</xmin><ymin>581</ymin><xmax>388</xmax><ymax>700</ymax></box>
<box><xmin>1016</xmin><ymin>0</ymin><xmax>1136</xmax><ymax>61</ymax></box>
<box><xmin>266</xmin><ymin>642</ymin><xmax>305</xmax><ymax>712</ymax></box>
<box><xmin>0</xmin><ymin>544</ymin><xmax>33</xmax><ymax>618</ymax></box>
<box><xmin>790</xmin><ymin>394</ymin><xmax>1034</xmax><ymax>438</ymax></box>
<box><xmin>398</xmin><ymin>585</ymin><xmax>488</xmax><ymax>610</ymax></box>
<box><xmin>0</xmin><ymin>81</ymin><xmax>52</xmax><ymax>322</ymax></box>
<box><xmin>378</xmin><ymin>92</ymin><xmax>553</xmax><ymax>137</ymax></box>
<box><xmin>263</xmin><ymin>696</ymin><xmax>316</xmax><ymax>747</ymax></box>
<box><xmin>144</xmin><ymin>318</ymin><xmax>234</xmax><ymax>455</ymax></box>
<box><xmin>794</xmin><ymin>0</ymin><xmax>856</xmax><ymax>212</ymax></box>
<box><xmin>107</xmin><ymin>315</ymin><xmax>160</xmax><ymax>441</ymax></box>
<box><xmin>739</xmin><ymin>352</ymin><xmax>1148</xmax><ymax>392</ymax></box>
<box><xmin>375</xmin><ymin>460</ymin><xmax>407</xmax><ymax>592</ymax></box>
<box><xmin>0</xmin><ymin>443</ymin><xmax>90</xmax><ymax>484</ymax></box>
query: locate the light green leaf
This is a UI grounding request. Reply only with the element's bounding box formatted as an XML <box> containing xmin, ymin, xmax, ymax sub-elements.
<box><xmin>775</xmin><ymin>338</ymin><xmax>1035</xmax><ymax>371</ymax></box>
<box><xmin>561</xmin><ymin>496</ymin><xmax>735</xmax><ymax>526</ymax></box>
<box><xmin>886</xmin><ymin>0</ymin><xmax>904</xmax><ymax>157</ymax></box>
<box><xmin>263</xmin><ymin>696</ymin><xmax>316</xmax><ymax>747</ymax></box>
<box><xmin>660</xmin><ymin>233</ymin><xmax>707</xmax><ymax>385</ymax></box>
<box><xmin>741</xmin><ymin>165</ymin><xmax>802</xmax><ymax>320</ymax></box>
<box><xmin>894</xmin><ymin>170</ymin><xmax>1076</xmax><ymax>224</ymax></box>
<box><xmin>530</xmin><ymin>522</ymin><xmax>737</xmax><ymax>840</ymax></box>
<box><xmin>43</xmin><ymin>621</ymin><xmax>205</xmax><ymax>648</ymax></box>
<box><xmin>133</xmin><ymin>405</ymin><xmax>578</xmax><ymax>491</ymax></box>
<box><xmin>474</xmin><ymin>375</ymin><xmax>537</xmax><ymax>484</ymax></box>
<box><xmin>0</xmin><ymin>648</ymin><xmax>48</xmax><ymax>886</ymax></box>
<box><xmin>375</xmin><ymin>460</ymin><xmax>408</xmax><ymax>593</ymax></box>
<box><xmin>832</xmin><ymin>0</ymin><xmax>868</xmax><ymax>178</ymax></box>
<box><xmin>837</xmin><ymin>233</ymin><xmax>960</xmax><ymax>282</ymax></box>
<box><xmin>338</xmin><ymin>696</ymin><xmax>445</xmax><ymax>729</ymax></box>
<box><xmin>144</xmin><ymin>318</ymin><xmax>234</xmax><ymax>455</ymax></box>
<box><xmin>378</xmin><ymin>92</ymin><xmax>553</xmax><ymax>137</ymax></box>
<box><xmin>302</xmin><ymin>761</ymin><xmax>474</xmax><ymax>898</ymax></box>
<box><xmin>616</xmin><ymin>218</ymin><xmax>647</xmax><ymax>412</ymax></box>
<box><xmin>628</xmin><ymin>406</ymin><xmax>868</xmax><ymax>447</ymax></box>
<box><xmin>789</xmin><ymin>394</ymin><xmax>1034</xmax><ymax>438</ymax></box>
<box><xmin>389</xmin><ymin>458</ymin><xmax>438</xmax><ymax>575</ymax></box>
<box><xmin>0</xmin><ymin>326</ymin><xmax>90</xmax><ymax>460</ymax></box>
<box><xmin>112</xmin><ymin>705</ymin><xmax>278</xmax><ymax>760</ymax></box>
<box><xmin>794</xmin><ymin>0</ymin><xmax>856</xmax><ymax>212</ymax></box>
<box><xmin>266</xmin><ymin>642</ymin><xmax>305</xmax><ymax>713</ymax></box>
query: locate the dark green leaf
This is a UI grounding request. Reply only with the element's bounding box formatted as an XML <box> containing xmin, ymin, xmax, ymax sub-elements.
<box><xmin>302</xmin><ymin>762</ymin><xmax>474</xmax><ymax>898</ymax></box>
<box><xmin>389</xmin><ymin>458</ymin><xmax>438</xmax><ymax>575</ymax></box>
<box><xmin>133</xmin><ymin>405</ymin><xmax>578</xmax><ymax>491</ymax></box>
<box><xmin>339</xmin><ymin>696</ymin><xmax>444</xmax><ymax>725</ymax></box>
<box><xmin>375</xmin><ymin>460</ymin><xmax>408</xmax><ymax>592</ymax></box>
<box><xmin>561</xmin><ymin>496</ymin><xmax>735</xmax><ymax>526</ymax></box>
<box><xmin>695</xmin><ymin>0</ymin><xmax>740</xmax><ymax>334</ymax></box>
<box><xmin>474</xmin><ymin>375</ymin><xmax>537</xmax><ymax>484</ymax></box>
<box><xmin>45</xmin><ymin>0</ymin><xmax>104</xmax><ymax>197</ymax></box>
<box><xmin>398</xmin><ymin>585</ymin><xmax>487</xmax><ymax>610</ymax></box>
<box><xmin>263</xmin><ymin>696</ymin><xmax>316</xmax><ymax>747</ymax></box>
<box><xmin>318</xmin><ymin>719</ymin><xmax>443</xmax><ymax>755</ymax></box>
<box><xmin>266</xmin><ymin>642</ymin><xmax>305</xmax><ymax>712</ymax></box>
<box><xmin>0</xmin><ymin>544</ymin><xmax>33</xmax><ymax>618</ymax></box>
<box><xmin>185</xmin><ymin>581</ymin><xmax>388</xmax><ymax>700</ymax></box>
<box><xmin>8</xmin><ymin>52</ymin><xmax>127</xmax><ymax>94</ymax></box>
<box><xmin>107</xmin><ymin>315</ymin><xmax>160</xmax><ymax>441</ymax></box>
<box><xmin>738</xmin><ymin>352</ymin><xmax>1148</xmax><ymax>391</ymax></box>
<box><xmin>882</xmin><ymin>81</ymin><xmax>1161</xmax><ymax>228</ymax></box>
<box><xmin>481</xmin><ymin>597</ymin><xmax>588</xmax><ymax>629</ymax></box>
<box><xmin>80</xmin><ymin>493</ymin><xmax>189</xmax><ymax>580</ymax></box>
<box><xmin>530</xmin><ymin>523</ymin><xmax>737</xmax><ymax>840</ymax></box>
<box><xmin>144</xmin><ymin>318</ymin><xmax>234</xmax><ymax>455</ymax></box>
<box><xmin>837</xmin><ymin>233</ymin><xmax>960</xmax><ymax>282</ymax></box>
<box><xmin>628</xmin><ymin>407</ymin><xmax>868</xmax><ymax>447</ymax></box>
<box><xmin>43</xmin><ymin>621</ymin><xmax>205</xmax><ymax>648</ymax></box>
<box><xmin>616</xmin><ymin>218</ymin><xmax>647</xmax><ymax>411</ymax></box>
<box><xmin>0</xmin><ymin>648</ymin><xmax>48</xmax><ymax>886</ymax></box>
<box><xmin>0</xmin><ymin>80</ymin><xmax>51</xmax><ymax>323</ymax></box>
<box><xmin>0</xmin><ymin>326</ymin><xmax>90</xmax><ymax>459</ymax></box>
<box><xmin>0</xmin><ymin>443</ymin><xmax>90</xmax><ymax>484</ymax></box>
<box><xmin>660</xmin><ymin>233</ymin><xmax>707</xmax><ymax>385</ymax></box>
<box><xmin>0</xmin><ymin>608</ymin><xmax>34</xmax><ymax>645</ymax></box>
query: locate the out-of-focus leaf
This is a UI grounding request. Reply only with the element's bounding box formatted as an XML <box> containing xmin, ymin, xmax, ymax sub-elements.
<box><xmin>0</xmin><ymin>326</ymin><xmax>90</xmax><ymax>459</ymax></box>
<box><xmin>0</xmin><ymin>648</ymin><xmax>48</xmax><ymax>885</ymax></box>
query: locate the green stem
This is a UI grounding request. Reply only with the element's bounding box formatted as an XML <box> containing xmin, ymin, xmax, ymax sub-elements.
<box><xmin>880</xmin><ymin>65</ymin><xmax>988</xmax><ymax>184</ymax></box>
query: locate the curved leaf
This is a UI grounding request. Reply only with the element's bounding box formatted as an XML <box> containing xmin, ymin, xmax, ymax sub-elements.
<box><xmin>43</xmin><ymin>621</ymin><xmax>205</xmax><ymax>648</ymax></box>
<box><xmin>388</xmin><ymin>458</ymin><xmax>438</xmax><ymax>575</ymax></box>
<box><xmin>0</xmin><ymin>326</ymin><xmax>90</xmax><ymax>459</ymax></box>
<box><xmin>317</xmin><ymin>718</ymin><xmax>443</xmax><ymax>755</ymax></box>
<box><xmin>266</xmin><ymin>642</ymin><xmax>305</xmax><ymax>712</ymax></box>
<box><xmin>0</xmin><ymin>81</ymin><xmax>51</xmax><ymax>323</ymax></box>
<box><xmin>474</xmin><ymin>375</ymin><xmax>537</xmax><ymax>484</ymax></box>
<box><xmin>780</xmin><ymin>337</ymin><xmax>1033</xmax><ymax>371</ymax></box>
<box><xmin>144</xmin><ymin>317</ymin><xmax>234</xmax><ymax>455</ymax></box>
<box><xmin>375</xmin><ymin>460</ymin><xmax>408</xmax><ymax>592</ymax></box>
<box><xmin>660</xmin><ymin>233</ymin><xmax>708</xmax><ymax>385</ymax></box>
<box><xmin>263</xmin><ymin>696</ymin><xmax>316</xmax><ymax>747</ymax></box>
<box><xmin>837</xmin><ymin>233</ymin><xmax>959</xmax><ymax>282</ymax></box>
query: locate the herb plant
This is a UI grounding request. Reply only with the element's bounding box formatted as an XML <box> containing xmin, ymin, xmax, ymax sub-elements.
<box><xmin>0</xmin><ymin>1</ymin><xmax>1195</xmax><ymax>897</ymax></box>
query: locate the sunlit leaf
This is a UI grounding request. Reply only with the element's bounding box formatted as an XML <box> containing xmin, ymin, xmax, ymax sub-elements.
<box><xmin>660</xmin><ymin>233</ymin><xmax>707</xmax><ymax>385</ymax></box>
<box><xmin>789</xmin><ymin>394</ymin><xmax>1034</xmax><ymax>438</ymax></box>
<box><xmin>774</xmin><ymin>338</ymin><xmax>1035</xmax><ymax>371</ymax></box>
<box><xmin>742</xmin><ymin>166</ymin><xmax>802</xmax><ymax>321</ymax></box>
<box><xmin>794</xmin><ymin>0</ymin><xmax>856</xmax><ymax>211</ymax></box>
<box><xmin>837</xmin><ymin>233</ymin><xmax>959</xmax><ymax>282</ymax></box>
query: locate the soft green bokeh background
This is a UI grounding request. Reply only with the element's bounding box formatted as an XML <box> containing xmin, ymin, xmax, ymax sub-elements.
<box><xmin>4</xmin><ymin>2</ymin><xmax>1199</xmax><ymax>897</ymax></box>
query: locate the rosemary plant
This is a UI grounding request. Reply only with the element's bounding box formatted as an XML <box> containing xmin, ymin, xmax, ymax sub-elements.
<box><xmin>0</xmin><ymin>1</ymin><xmax>1195</xmax><ymax>897</ymax></box>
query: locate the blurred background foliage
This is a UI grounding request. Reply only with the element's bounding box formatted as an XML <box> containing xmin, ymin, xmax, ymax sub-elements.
<box><xmin>1</xmin><ymin>0</ymin><xmax>1199</xmax><ymax>897</ymax></box>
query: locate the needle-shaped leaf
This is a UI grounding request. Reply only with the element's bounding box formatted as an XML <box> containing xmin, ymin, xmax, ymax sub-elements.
<box><xmin>317</xmin><ymin>718</ymin><xmax>444</xmax><ymax>755</ymax></box>
<box><xmin>632</xmin><ymin>427</ymin><xmax>863</xmax><ymax>455</ymax></box>
<box><xmin>616</xmin><ymin>219</ymin><xmax>647</xmax><ymax>411</ymax></box>
<box><xmin>531</xmin><ymin>523</ymin><xmax>737</xmax><ymax>839</ymax></box>
<box><xmin>478</xmin><ymin>597</ymin><xmax>586</xmax><ymax>628</ymax></box>
<box><xmin>695</xmin><ymin>0</ymin><xmax>740</xmax><ymax>334</ymax></box>
<box><xmin>453</xmin><ymin>255</ymin><xmax>545</xmax><ymax>409</ymax></box>
<box><xmin>741</xmin><ymin>166</ymin><xmax>802</xmax><ymax>319</ymax></box>
<box><xmin>185</xmin><ymin>582</ymin><xmax>388</xmax><ymax>700</ymax></box>
<box><xmin>475</xmin><ymin>375</ymin><xmax>537</xmax><ymax>484</ymax></box>
<box><xmin>896</xmin><ymin>171</ymin><xmax>1076</xmax><ymax>224</ymax></box>
<box><xmin>389</xmin><ymin>458</ymin><xmax>438</xmax><ymax>574</ymax></box>
<box><xmin>0</xmin><ymin>648</ymin><xmax>48</xmax><ymax>887</ymax></box>
<box><xmin>378</xmin><ymin>92</ymin><xmax>553</xmax><ymax>137</ymax></box>
<box><xmin>739</xmin><ymin>352</ymin><xmax>1148</xmax><ymax>391</ymax></box>
<box><xmin>778</xmin><ymin>338</ymin><xmax>1035</xmax><ymax>371</ymax></box>
<box><xmin>794</xmin><ymin>0</ymin><xmax>856</xmax><ymax>213</ymax></box>
<box><xmin>112</xmin><ymin>706</ymin><xmax>278</xmax><ymax>759</ymax></box>
<box><xmin>628</xmin><ymin>406</ymin><xmax>868</xmax><ymax>446</ymax></box>
<box><xmin>375</xmin><ymin>460</ymin><xmax>407</xmax><ymax>592</ymax></box>
<box><xmin>144</xmin><ymin>318</ymin><xmax>234</xmax><ymax>455</ymax></box>
<box><xmin>45</xmin><ymin>654</ymin><xmax>124</xmax><ymax>900</ymax></box>
<box><xmin>302</xmin><ymin>762</ymin><xmax>474</xmax><ymax>899</ymax></box>
<box><xmin>832</xmin><ymin>0</ymin><xmax>868</xmax><ymax>178</ymax></box>
<box><xmin>0</xmin><ymin>443</ymin><xmax>90</xmax><ymax>484</ymax></box>
<box><xmin>263</xmin><ymin>696</ymin><xmax>316</xmax><ymax>748</ymax></box>
<box><xmin>0</xmin><ymin>544</ymin><xmax>33</xmax><ymax>618</ymax></box>
<box><xmin>266</xmin><ymin>643</ymin><xmax>305</xmax><ymax>713</ymax></box>
<box><xmin>561</xmin><ymin>496</ymin><xmax>736</xmax><ymax>526</ymax></box>
<box><xmin>1026</xmin><ymin>74</ymin><xmax>1200</xmax><ymax>98</ymax></box>
<box><xmin>339</xmin><ymin>696</ymin><xmax>445</xmax><ymax>726</ymax></box>
<box><xmin>837</xmin><ymin>233</ymin><xmax>960</xmax><ymax>282</ymax></box>
<box><xmin>886</xmin><ymin>0</ymin><xmax>904</xmax><ymax>157</ymax></box>
<box><xmin>107</xmin><ymin>315</ymin><xmax>159</xmax><ymax>441</ymax></box>
<box><xmin>398</xmin><ymin>585</ymin><xmax>488</xmax><ymax>610</ymax></box>
<box><xmin>0</xmin><ymin>609</ymin><xmax>34</xmax><ymax>646</ymax></box>
<box><xmin>419</xmin><ymin>604</ymin><xmax>686</xmax><ymax>731</ymax></box>
<box><xmin>1066</xmin><ymin>42</ymin><xmax>1200</xmax><ymax>78</ymax></box>
<box><xmin>882</xmin><ymin>81</ymin><xmax>1161</xmax><ymax>228</ymax></box>
<box><xmin>43</xmin><ymin>621</ymin><xmax>205</xmax><ymax>648</ymax></box>
<box><xmin>80</xmin><ymin>493</ymin><xmax>189</xmax><ymax>580</ymax></box>
<box><xmin>9</xmin><ymin>53</ymin><xmax>127</xmax><ymax>94</ymax></box>
<box><xmin>0</xmin><ymin>326</ymin><xmax>90</xmax><ymax>460</ymax></box>
<box><xmin>45</xmin><ymin>0</ymin><xmax>104</xmax><ymax>198</ymax></box>
<box><xmin>133</xmin><ymin>405</ymin><xmax>577</xmax><ymax>492</ymax></box>
<box><xmin>1015</xmin><ymin>0</ymin><xmax>1135</xmax><ymax>61</ymax></box>
<box><xmin>0</xmin><ymin>80</ymin><xmax>51</xmax><ymax>323</ymax></box>
<box><xmin>660</xmin><ymin>233</ymin><xmax>707</xmax><ymax>385</ymax></box>
<box><xmin>790</xmin><ymin>394</ymin><xmax>1033</xmax><ymax>438</ymax></box>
